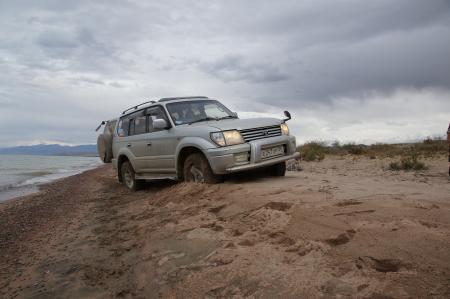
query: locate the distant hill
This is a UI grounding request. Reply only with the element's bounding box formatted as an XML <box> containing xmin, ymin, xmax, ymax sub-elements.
<box><xmin>0</xmin><ymin>144</ymin><xmax>98</xmax><ymax>157</ymax></box>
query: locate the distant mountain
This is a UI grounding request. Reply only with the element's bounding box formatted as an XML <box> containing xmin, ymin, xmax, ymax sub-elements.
<box><xmin>0</xmin><ymin>144</ymin><xmax>98</xmax><ymax>156</ymax></box>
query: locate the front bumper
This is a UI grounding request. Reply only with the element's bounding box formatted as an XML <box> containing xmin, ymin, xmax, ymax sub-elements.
<box><xmin>204</xmin><ymin>135</ymin><xmax>298</xmax><ymax>174</ymax></box>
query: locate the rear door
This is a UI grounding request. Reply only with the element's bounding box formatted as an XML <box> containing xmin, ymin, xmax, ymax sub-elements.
<box><xmin>115</xmin><ymin>110</ymin><xmax>149</xmax><ymax>173</ymax></box>
<box><xmin>126</xmin><ymin>110</ymin><xmax>149</xmax><ymax>172</ymax></box>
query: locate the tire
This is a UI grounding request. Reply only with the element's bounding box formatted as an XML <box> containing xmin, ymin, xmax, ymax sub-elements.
<box><xmin>120</xmin><ymin>161</ymin><xmax>145</xmax><ymax>191</ymax></box>
<box><xmin>268</xmin><ymin>162</ymin><xmax>286</xmax><ymax>177</ymax></box>
<box><xmin>183</xmin><ymin>153</ymin><xmax>223</xmax><ymax>184</ymax></box>
<box><xmin>97</xmin><ymin>133</ymin><xmax>113</xmax><ymax>163</ymax></box>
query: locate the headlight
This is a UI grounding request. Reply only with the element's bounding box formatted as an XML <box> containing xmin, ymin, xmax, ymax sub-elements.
<box><xmin>210</xmin><ymin>132</ymin><xmax>226</xmax><ymax>146</ymax></box>
<box><xmin>281</xmin><ymin>123</ymin><xmax>289</xmax><ymax>135</ymax></box>
<box><xmin>210</xmin><ymin>130</ymin><xmax>244</xmax><ymax>147</ymax></box>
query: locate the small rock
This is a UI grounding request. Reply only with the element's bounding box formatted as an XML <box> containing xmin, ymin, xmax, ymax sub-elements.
<box><xmin>158</xmin><ymin>256</ymin><xmax>169</xmax><ymax>266</ymax></box>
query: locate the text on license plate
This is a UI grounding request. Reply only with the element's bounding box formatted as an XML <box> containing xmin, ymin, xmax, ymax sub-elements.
<box><xmin>261</xmin><ymin>145</ymin><xmax>285</xmax><ymax>159</ymax></box>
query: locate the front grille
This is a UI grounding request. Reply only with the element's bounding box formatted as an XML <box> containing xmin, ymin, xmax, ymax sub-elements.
<box><xmin>239</xmin><ymin>125</ymin><xmax>282</xmax><ymax>142</ymax></box>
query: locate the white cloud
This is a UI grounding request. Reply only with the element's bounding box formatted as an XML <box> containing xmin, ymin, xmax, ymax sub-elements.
<box><xmin>285</xmin><ymin>88</ymin><xmax>450</xmax><ymax>144</ymax></box>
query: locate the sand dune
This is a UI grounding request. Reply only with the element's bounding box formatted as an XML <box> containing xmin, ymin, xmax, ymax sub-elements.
<box><xmin>1</xmin><ymin>156</ymin><xmax>449</xmax><ymax>298</ymax></box>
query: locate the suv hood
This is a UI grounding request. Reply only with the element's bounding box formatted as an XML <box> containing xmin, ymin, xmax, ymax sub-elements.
<box><xmin>192</xmin><ymin>117</ymin><xmax>282</xmax><ymax>131</ymax></box>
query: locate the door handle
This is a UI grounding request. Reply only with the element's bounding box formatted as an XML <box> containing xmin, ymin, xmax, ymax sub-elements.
<box><xmin>127</xmin><ymin>143</ymin><xmax>131</xmax><ymax>147</ymax></box>
<box><xmin>146</xmin><ymin>142</ymin><xmax>152</xmax><ymax>146</ymax></box>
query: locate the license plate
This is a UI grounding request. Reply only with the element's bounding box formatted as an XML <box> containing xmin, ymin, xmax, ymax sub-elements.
<box><xmin>261</xmin><ymin>145</ymin><xmax>285</xmax><ymax>159</ymax></box>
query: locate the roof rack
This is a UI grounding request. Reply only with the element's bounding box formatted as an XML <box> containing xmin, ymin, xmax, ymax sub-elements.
<box><xmin>122</xmin><ymin>100</ymin><xmax>156</xmax><ymax>115</ymax></box>
<box><xmin>158</xmin><ymin>96</ymin><xmax>208</xmax><ymax>102</ymax></box>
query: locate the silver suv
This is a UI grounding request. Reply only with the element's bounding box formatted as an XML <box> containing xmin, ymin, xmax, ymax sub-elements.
<box><xmin>97</xmin><ymin>96</ymin><xmax>299</xmax><ymax>190</ymax></box>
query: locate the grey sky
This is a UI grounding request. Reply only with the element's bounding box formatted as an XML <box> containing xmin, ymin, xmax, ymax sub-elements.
<box><xmin>0</xmin><ymin>0</ymin><xmax>449</xmax><ymax>146</ymax></box>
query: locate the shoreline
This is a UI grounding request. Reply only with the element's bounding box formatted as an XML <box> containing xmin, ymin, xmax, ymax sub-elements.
<box><xmin>0</xmin><ymin>160</ymin><xmax>102</xmax><ymax>203</ymax></box>
<box><xmin>0</xmin><ymin>165</ymin><xmax>109</xmax><ymax>257</ymax></box>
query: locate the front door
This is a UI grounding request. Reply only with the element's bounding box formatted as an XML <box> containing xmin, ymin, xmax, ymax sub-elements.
<box><xmin>144</xmin><ymin>106</ymin><xmax>177</xmax><ymax>174</ymax></box>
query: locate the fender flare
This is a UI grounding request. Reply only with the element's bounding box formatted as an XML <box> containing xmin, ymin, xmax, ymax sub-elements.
<box><xmin>116</xmin><ymin>149</ymin><xmax>137</xmax><ymax>174</ymax></box>
<box><xmin>175</xmin><ymin>137</ymin><xmax>216</xmax><ymax>177</ymax></box>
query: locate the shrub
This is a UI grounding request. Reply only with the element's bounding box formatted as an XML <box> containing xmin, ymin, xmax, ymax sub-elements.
<box><xmin>299</xmin><ymin>141</ymin><xmax>326</xmax><ymax>162</ymax></box>
<box><xmin>298</xmin><ymin>138</ymin><xmax>447</xmax><ymax>161</ymax></box>
<box><xmin>331</xmin><ymin>140</ymin><xmax>341</xmax><ymax>148</ymax></box>
<box><xmin>342</xmin><ymin>143</ymin><xmax>366</xmax><ymax>155</ymax></box>
<box><xmin>388</xmin><ymin>153</ymin><xmax>427</xmax><ymax>171</ymax></box>
<box><xmin>413</xmin><ymin>138</ymin><xmax>447</xmax><ymax>157</ymax></box>
<box><xmin>423</xmin><ymin>137</ymin><xmax>434</xmax><ymax>144</ymax></box>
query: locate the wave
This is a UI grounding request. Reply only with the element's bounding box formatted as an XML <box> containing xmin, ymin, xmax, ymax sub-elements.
<box><xmin>17</xmin><ymin>170</ymin><xmax>55</xmax><ymax>177</ymax></box>
<box><xmin>0</xmin><ymin>164</ymin><xmax>100</xmax><ymax>193</ymax></box>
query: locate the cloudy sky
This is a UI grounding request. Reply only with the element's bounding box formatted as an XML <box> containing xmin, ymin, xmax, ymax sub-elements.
<box><xmin>1</xmin><ymin>0</ymin><xmax>449</xmax><ymax>147</ymax></box>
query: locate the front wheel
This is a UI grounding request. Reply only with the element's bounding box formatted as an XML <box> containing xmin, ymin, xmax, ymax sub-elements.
<box><xmin>268</xmin><ymin>162</ymin><xmax>286</xmax><ymax>177</ymax></box>
<box><xmin>183</xmin><ymin>153</ymin><xmax>223</xmax><ymax>184</ymax></box>
<box><xmin>121</xmin><ymin>161</ymin><xmax>145</xmax><ymax>191</ymax></box>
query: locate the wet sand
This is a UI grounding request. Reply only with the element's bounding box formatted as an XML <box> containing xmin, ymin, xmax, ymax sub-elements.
<box><xmin>1</xmin><ymin>156</ymin><xmax>449</xmax><ymax>298</ymax></box>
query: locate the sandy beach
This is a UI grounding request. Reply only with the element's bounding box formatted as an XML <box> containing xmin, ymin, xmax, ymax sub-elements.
<box><xmin>1</xmin><ymin>156</ymin><xmax>449</xmax><ymax>298</ymax></box>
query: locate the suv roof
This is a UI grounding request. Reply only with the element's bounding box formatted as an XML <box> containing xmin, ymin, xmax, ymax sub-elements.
<box><xmin>159</xmin><ymin>96</ymin><xmax>208</xmax><ymax>102</ymax></box>
<box><xmin>121</xmin><ymin>96</ymin><xmax>209</xmax><ymax>115</ymax></box>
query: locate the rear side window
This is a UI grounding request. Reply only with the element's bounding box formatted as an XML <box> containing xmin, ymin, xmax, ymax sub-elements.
<box><xmin>117</xmin><ymin>118</ymin><xmax>130</xmax><ymax>137</ymax></box>
<box><xmin>129</xmin><ymin>111</ymin><xmax>147</xmax><ymax>136</ymax></box>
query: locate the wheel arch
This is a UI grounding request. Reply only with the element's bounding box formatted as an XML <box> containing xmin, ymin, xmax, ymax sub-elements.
<box><xmin>117</xmin><ymin>154</ymin><xmax>132</xmax><ymax>182</ymax></box>
<box><xmin>176</xmin><ymin>146</ymin><xmax>208</xmax><ymax>180</ymax></box>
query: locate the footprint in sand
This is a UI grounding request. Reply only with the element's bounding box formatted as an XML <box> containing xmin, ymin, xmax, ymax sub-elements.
<box><xmin>208</xmin><ymin>204</ymin><xmax>227</xmax><ymax>214</ymax></box>
<box><xmin>325</xmin><ymin>229</ymin><xmax>356</xmax><ymax>246</ymax></box>
<box><xmin>356</xmin><ymin>256</ymin><xmax>411</xmax><ymax>273</ymax></box>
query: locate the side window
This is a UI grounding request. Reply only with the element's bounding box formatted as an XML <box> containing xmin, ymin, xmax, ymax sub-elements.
<box><xmin>117</xmin><ymin>117</ymin><xmax>130</xmax><ymax>137</ymax></box>
<box><xmin>147</xmin><ymin>106</ymin><xmax>168</xmax><ymax>132</ymax></box>
<box><xmin>129</xmin><ymin>111</ymin><xmax>147</xmax><ymax>136</ymax></box>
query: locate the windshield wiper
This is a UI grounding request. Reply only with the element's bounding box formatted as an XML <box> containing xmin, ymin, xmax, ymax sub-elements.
<box><xmin>217</xmin><ymin>115</ymin><xmax>237</xmax><ymax>120</ymax></box>
<box><xmin>187</xmin><ymin>115</ymin><xmax>237</xmax><ymax>125</ymax></box>
<box><xmin>187</xmin><ymin>117</ymin><xmax>218</xmax><ymax>125</ymax></box>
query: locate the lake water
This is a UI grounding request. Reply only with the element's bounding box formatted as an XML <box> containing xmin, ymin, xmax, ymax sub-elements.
<box><xmin>0</xmin><ymin>155</ymin><xmax>101</xmax><ymax>202</ymax></box>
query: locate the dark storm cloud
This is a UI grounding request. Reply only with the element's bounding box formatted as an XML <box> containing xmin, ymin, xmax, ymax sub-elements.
<box><xmin>199</xmin><ymin>55</ymin><xmax>289</xmax><ymax>83</ymax></box>
<box><xmin>188</xmin><ymin>0</ymin><xmax>450</xmax><ymax>108</ymax></box>
<box><xmin>0</xmin><ymin>0</ymin><xmax>449</xmax><ymax>146</ymax></box>
<box><xmin>242</xmin><ymin>0</ymin><xmax>450</xmax><ymax>43</ymax></box>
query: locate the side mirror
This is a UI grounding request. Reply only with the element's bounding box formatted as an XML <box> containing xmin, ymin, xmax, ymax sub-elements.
<box><xmin>232</xmin><ymin>112</ymin><xmax>238</xmax><ymax>118</ymax></box>
<box><xmin>153</xmin><ymin>118</ymin><xmax>169</xmax><ymax>130</ymax></box>
<box><xmin>283</xmin><ymin>110</ymin><xmax>291</xmax><ymax>121</ymax></box>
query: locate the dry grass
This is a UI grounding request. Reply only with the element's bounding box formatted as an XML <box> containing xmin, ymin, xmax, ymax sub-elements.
<box><xmin>297</xmin><ymin>137</ymin><xmax>447</xmax><ymax>163</ymax></box>
<box><xmin>388</xmin><ymin>153</ymin><xmax>427</xmax><ymax>171</ymax></box>
<box><xmin>298</xmin><ymin>141</ymin><xmax>326</xmax><ymax>161</ymax></box>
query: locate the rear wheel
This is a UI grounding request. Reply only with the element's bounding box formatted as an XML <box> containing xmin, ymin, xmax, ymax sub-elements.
<box><xmin>268</xmin><ymin>162</ymin><xmax>286</xmax><ymax>177</ymax></box>
<box><xmin>121</xmin><ymin>161</ymin><xmax>145</xmax><ymax>191</ymax></box>
<box><xmin>183</xmin><ymin>153</ymin><xmax>223</xmax><ymax>184</ymax></box>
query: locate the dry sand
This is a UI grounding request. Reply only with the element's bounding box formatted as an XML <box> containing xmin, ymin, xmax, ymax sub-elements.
<box><xmin>0</xmin><ymin>156</ymin><xmax>449</xmax><ymax>298</ymax></box>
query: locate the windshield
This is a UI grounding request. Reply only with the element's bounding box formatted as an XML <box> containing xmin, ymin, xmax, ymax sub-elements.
<box><xmin>166</xmin><ymin>100</ymin><xmax>235</xmax><ymax>125</ymax></box>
